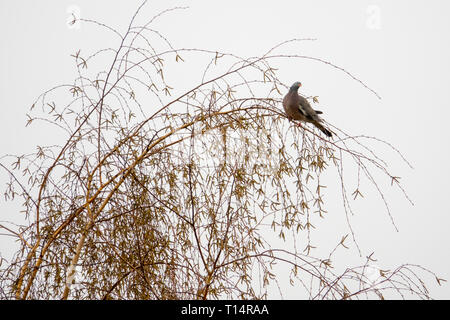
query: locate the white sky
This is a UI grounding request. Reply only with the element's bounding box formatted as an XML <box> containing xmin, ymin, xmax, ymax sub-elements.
<box><xmin>1</xmin><ymin>0</ymin><xmax>449</xmax><ymax>299</ymax></box>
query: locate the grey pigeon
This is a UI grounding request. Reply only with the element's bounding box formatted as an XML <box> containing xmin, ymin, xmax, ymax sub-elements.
<box><xmin>283</xmin><ymin>82</ymin><xmax>332</xmax><ymax>137</ymax></box>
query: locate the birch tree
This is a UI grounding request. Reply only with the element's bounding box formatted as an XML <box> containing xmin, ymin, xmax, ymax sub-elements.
<box><xmin>0</xmin><ymin>2</ymin><xmax>443</xmax><ymax>300</ymax></box>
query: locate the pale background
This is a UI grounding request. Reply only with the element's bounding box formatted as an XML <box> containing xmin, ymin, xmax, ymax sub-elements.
<box><xmin>1</xmin><ymin>0</ymin><xmax>449</xmax><ymax>299</ymax></box>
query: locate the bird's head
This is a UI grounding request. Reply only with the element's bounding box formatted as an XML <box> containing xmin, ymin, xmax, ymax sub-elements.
<box><xmin>289</xmin><ymin>81</ymin><xmax>302</xmax><ymax>91</ymax></box>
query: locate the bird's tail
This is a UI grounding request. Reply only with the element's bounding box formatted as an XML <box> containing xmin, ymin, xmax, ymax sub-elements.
<box><xmin>313</xmin><ymin>122</ymin><xmax>332</xmax><ymax>137</ymax></box>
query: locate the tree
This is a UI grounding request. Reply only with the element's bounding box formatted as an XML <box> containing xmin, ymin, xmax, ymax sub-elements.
<box><xmin>0</xmin><ymin>2</ymin><xmax>443</xmax><ymax>299</ymax></box>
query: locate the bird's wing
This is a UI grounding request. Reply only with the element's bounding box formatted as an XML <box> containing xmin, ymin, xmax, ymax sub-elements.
<box><xmin>297</xmin><ymin>95</ymin><xmax>320</xmax><ymax>122</ymax></box>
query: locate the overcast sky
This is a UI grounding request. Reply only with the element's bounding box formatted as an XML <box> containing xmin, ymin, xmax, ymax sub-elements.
<box><xmin>1</xmin><ymin>0</ymin><xmax>449</xmax><ymax>299</ymax></box>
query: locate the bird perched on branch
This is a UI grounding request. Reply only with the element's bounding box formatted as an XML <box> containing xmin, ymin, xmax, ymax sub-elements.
<box><xmin>282</xmin><ymin>82</ymin><xmax>332</xmax><ymax>137</ymax></box>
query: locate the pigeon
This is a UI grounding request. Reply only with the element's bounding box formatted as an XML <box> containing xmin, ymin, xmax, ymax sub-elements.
<box><xmin>282</xmin><ymin>82</ymin><xmax>332</xmax><ymax>137</ymax></box>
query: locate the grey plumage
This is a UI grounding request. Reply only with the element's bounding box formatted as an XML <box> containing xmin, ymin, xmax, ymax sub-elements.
<box><xmin>282</xmin><ymin>82</ymin><xmax>332</xmax><ymax>137</ymax></box>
